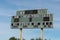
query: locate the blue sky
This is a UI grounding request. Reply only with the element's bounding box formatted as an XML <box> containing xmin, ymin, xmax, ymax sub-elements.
<box><xmin>0</xmin><ymin>0</ymin><xmax>60</xmax><ymax>40</ymax></box>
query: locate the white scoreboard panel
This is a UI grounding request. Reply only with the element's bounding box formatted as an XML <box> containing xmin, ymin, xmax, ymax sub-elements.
<box><xmin>16</xmin><ymin>9</ymin><xmax>48</xmax><ymax>16</ymax></box>
<box><xmin>11</xmin><ymin>9</ymin><xmax>53</xmax><ymax>29</ymax></box>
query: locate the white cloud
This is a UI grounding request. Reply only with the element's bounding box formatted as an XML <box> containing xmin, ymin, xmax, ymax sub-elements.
<box><xmin>0</xmin><ymin>22</ymin><xmax>19</xmax><ymax>40</ymax></box>
<box><xmin>53</xmin><ymin>22</ymin><xmax>60</xmax><ymax>29</ymax></box>
<box><xmin>5</xmin><ymin>0</ymin><xmax>42</xmax><ymax>8</ymax></box>
<box><xmin>54</xmin><ymin>17</ymin><xmax>60</xmax><ymax>22</ymax></box>
<box><xmin>0</xmin><ymin>22</ymin><xmax>9</xmax><ymax>35</ymax></box>
<box><xmin>0</xmin><ymin>22</ymin><xmax>19</xmax><ymax>36</ymax></box>
<box><xmin>5</xmin><ymin>0</ymin><xmax>60</xmax><ymax>10</ymax></box>
<box><xmin>0</xmin><ymin>22</ymin><xmax>9</xmax><ymax>29</ymax></box>
<box><xmin>52</xmin><ymin>38</ymin><xmax>60</xmax><ymax>40</ymax></box>
<box><xmin>0</xmin><ymin>9</ymin><xmax>16</xmax><ymax>17</ymax></box>
<box><xmin>54</xmin><ymin>16</ymin><xmax>60</xmax><ymax>22</ymax></box>
<box><xmin>52</xmin><ymin>0</ymin><xmax>60</xmax><ymax>2</ymax></box>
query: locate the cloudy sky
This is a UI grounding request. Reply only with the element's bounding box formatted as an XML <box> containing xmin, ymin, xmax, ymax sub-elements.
<box><xmin>0</xmin><ymin>0</ymin><xmax>60</xmax><ymax>40</ymax></box>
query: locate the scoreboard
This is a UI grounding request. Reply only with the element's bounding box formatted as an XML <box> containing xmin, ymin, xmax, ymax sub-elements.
<box><xmin>11</xmin><ymin>9</ymin><xmax>53</xmax><ymax>29</ymax></box>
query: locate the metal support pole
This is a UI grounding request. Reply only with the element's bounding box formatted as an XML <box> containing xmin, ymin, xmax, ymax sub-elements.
<box><xmin>40</xmin><ymin>28</ymin><xmax>43</xmax><ymax>40</ymax></box>
<box><xmin>20</xmin><ymin>28</ymin><xmax>22</xmax><ymax>40</ymax></box>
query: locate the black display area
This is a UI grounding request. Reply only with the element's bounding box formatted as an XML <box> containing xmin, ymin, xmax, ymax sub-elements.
<box><xmin>25</xmin><ymin>10</ymin><xmax>37</xmax><ymax>14</ymax></box>
<box><xmin>43</xmin><ymin>17</ymin><xmax>49</xmax><ymax>21</ymax></box>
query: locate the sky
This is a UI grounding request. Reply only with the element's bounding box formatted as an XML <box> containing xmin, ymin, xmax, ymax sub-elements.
<box><xmin>0</xmin><ymin>0</ymin><xmax>60</xmax><ymax>40</ymax></box>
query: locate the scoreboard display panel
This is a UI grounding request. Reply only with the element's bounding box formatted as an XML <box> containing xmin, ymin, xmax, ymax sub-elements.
<box><xmin>11</xmin><ymin>9</ymin><xmax>53</xmax><ymax>29</ymax></box>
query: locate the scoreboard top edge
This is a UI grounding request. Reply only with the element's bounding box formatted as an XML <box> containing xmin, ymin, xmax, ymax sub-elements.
<box><xmin>16</xmin><ymin>9</ymin><xmax>48</xmax><ymax>15</ymax></box>
<box><xmin>16</xmin><ymin>9</ymin><xmax>48</xmax><ymax>11</ymax></box>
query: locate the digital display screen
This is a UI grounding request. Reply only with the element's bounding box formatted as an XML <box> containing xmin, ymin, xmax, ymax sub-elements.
<box><xmin>43</xmin><ymin>17</ymin><xmax>49</xmax><ymax>21</ymax></box>
<box><xmin>25</xmin><ymin>10</ymin><xmax>37</xmax><ymax>14</ymax></box>
<box><xmin>14</xmin><ymin>18</ymin><xmax>19</xmax><ymax>22</ymax></box>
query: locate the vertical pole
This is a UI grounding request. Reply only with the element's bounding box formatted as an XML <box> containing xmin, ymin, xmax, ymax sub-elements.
<box><xmin>40</xmin><ymin>28</ymin><xmax>43</xmax><ymax>40</ymax></box>
<box><xmin>20</xmin><ymin>28</ymin><xmax>22</xmax><ymax>40</ymax></box>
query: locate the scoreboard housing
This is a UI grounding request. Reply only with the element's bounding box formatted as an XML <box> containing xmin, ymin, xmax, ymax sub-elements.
<box><xmin>11</xmin><ymin>9</ymin><xmax>53</xmax><ymax>29</ymax></box>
